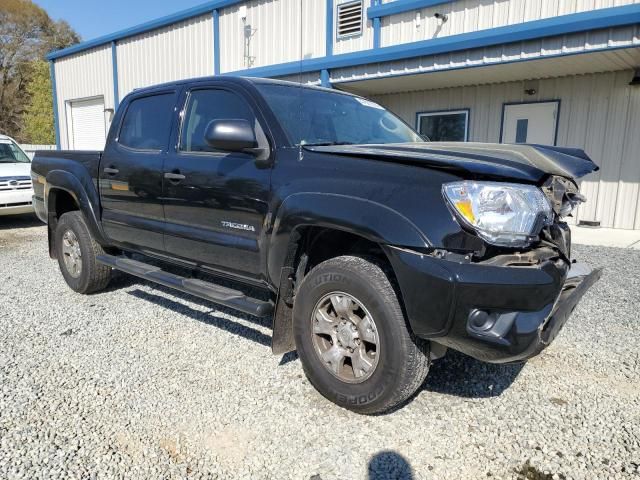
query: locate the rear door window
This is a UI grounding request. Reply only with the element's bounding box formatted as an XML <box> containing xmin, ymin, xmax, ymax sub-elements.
<box><xmin>118</xmin><ymin>93</ymin><xmax>175</xmax><ymax>151</ymax></box>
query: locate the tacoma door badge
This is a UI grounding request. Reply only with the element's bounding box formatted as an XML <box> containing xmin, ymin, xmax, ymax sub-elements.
<box><xmin>221</xmin><ymin>221</ymin><xmax>256</xmax><ymax>232</ymax></box>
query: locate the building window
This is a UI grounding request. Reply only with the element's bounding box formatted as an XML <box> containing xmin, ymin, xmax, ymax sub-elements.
<box><xmin>337</xmin><ymin>0</ymin><xmax>363</xmax><ymax>38</ymax></box>
<box><xmin>417</xmin><ymin>110</ymin><xmax>470</xmax><ymax>142</ymax></box>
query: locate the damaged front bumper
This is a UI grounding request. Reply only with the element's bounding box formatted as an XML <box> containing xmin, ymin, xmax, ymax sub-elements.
<box><xmin>461</xmin><ymin>263</ymin><xmax>602</xmax><ymax>363</ymax></box>
<box><xmin>384</xmin><ymin>246</ymin><xmax>602</xmax><ymax>363</ymax></box>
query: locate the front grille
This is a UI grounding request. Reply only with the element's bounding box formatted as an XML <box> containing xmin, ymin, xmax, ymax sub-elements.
<box><xmin>0</xmin><ymin>177</ymin><xmax>32</xmax><ymax>191</ymax></box>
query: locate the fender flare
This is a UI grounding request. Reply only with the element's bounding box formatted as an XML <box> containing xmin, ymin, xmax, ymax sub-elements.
<box><xmin>267</xmin><ymin>192</ymin><xmax>431</xmax><ymax>285</ymax></box>
<box><xmin>45</xmin><ymin>169</ymin><xmax>108</xmax><ymax>245</ymax></box>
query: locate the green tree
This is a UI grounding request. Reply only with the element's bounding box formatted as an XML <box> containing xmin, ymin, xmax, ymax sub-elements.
<box><xmin>0</xmin><ymin>0</ymin><xmax>79</xmax><ymax>141</ymax></box>
<box><xmin>21</xmin><ymin>60</ymin><xmax>53</xmax><ymax>144</ymax></box>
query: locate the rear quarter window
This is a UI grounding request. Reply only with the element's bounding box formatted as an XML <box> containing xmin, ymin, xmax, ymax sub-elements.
<box><xmin>118</xmin><ymin>93</ymin><xmax>175</xmax><ymax>151</ymax></box>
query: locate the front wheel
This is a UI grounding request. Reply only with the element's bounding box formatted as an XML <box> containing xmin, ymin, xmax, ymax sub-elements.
<box><xmin>293</xmin><ymin>256</ymin><xmax>430</xmax><ymax>414</ymax></box>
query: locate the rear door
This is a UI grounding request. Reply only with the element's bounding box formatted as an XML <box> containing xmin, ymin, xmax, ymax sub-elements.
<box><xmin>162</xmin><ymin>84</ymin><xmax>272</xmax><ymax>281</ymax></box>
<box><xmin>99</xmin><ymin>89</ymin><xmax>179</xmax><ymax>252</ymax></box>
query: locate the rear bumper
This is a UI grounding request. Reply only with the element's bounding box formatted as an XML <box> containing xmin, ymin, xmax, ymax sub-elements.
<box><xmin>385</xmin><ymin>246</ymin><xmax>601</xmax><ymax>363</ymax></box>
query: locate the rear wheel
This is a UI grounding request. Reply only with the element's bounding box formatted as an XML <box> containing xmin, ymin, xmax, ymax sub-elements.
<box><xmin>55</xmin><ymin>211</ymin><xmax>111</xmax><ymax>294</ymax></box>
<box><xmin>294</xmin><ymin>255</ymin><xmax>430</xmax><ymax>414</ymax></box>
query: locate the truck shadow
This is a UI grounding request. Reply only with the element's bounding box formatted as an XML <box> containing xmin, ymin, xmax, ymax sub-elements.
<box><xmin>127</xmin><ymin>288</ymin><xmax>272</xmax><ymax>348</ymax></box>
<box><xmin>119</xmin><ymin>280</ymin><xmax>523</xmax><ymax>398</ymax></box>
<box><xmin>0</xmin><ymin>213</ymin><xmax>42</xmax><ymax>230</ymax></box>
<box><xmin>421</xmin><ymin>349</ymin><xmax>525</xmax><ymax>398</ymax></box>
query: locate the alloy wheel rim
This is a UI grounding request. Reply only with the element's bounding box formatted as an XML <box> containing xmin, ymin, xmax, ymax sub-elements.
<box><xmin>311</xmin><ymin>292</ymin><xmax>380</xmax><ymax>384</ymax></box>
<box><xmin>61</xmin><ymin>230</ymin><xmax>82</xmax><ymax>278</ymax></box>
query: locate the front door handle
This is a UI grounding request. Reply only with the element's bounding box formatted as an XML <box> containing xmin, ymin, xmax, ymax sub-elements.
<box><xmin>164</xmin><ymin>171</ymin><xmax>186</xmax><ymax>182</ymax></box>
<box><xmin>103</xmin><ymin>167</ymin><xmax>119</xmax><ymax>175</ymax></box>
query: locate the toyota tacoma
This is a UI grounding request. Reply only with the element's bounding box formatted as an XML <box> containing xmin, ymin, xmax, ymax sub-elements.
<box><xmin>31</xmin><ymin>77</ymin><xmax>601</xmax><ymax>414</ymax></box>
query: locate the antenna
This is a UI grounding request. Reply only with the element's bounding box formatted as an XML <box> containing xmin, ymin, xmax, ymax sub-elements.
<box><xmin>297</xmin><ymin>0</ymin><xmax>304</xmax><ymax>161</ymax></box>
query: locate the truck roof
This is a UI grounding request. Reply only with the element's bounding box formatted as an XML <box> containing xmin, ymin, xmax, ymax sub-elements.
<box><xmin>126</xmin><ymin>75</ymin><xmax>353</xmax><ymax>99</ymax></box>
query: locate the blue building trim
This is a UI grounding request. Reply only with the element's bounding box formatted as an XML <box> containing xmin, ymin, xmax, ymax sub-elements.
<box><xmin>227</xmin><ymin>4</ymin><xmax>640</xmax><ymax>78</ymax></box>
<box><xmin>46</xmin><ymin>0</ymin><xmax>246</xmax><ymax>60</ymax></box>
<box><xmin>326</xmin><ymin>0</ymin><xmax>334</xmax><ymax>56</ymax></box>
<box><xmin>111</xmin><ymin>41</ymin><xmax>119</xmax><ymax>110</ymax></box>
<box><xmin>213</xmin><ymin>9</ymin><xmax>221</xmax><ymax>75</ymax></box>
<box><xmin>320</xmin><ymin>69</ymin><xmax>332</xmax><ymax>88</ymax></box>
<box><xmin>368</xmin><ymin>0</ymin><xmax>453</xmax><ymax>19</ymax></box>
<box><xmin>49</xmin><ymin>61</ymin><xmax>60</xmax><ymax>149</ymax></box>
<box><xmin>372</xmin><ymin>0</ymin><xmax>381</xmax><ymax>48</ymax></box>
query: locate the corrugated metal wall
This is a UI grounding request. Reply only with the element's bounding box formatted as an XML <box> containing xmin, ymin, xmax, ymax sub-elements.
<box><xmin>380</xmin><ymin>0</ymin><xmax>640</xmax><ymax>48</ymax></box>
<box><xmin>370</xmin><ymin>70</ymin><xmax>640</xmax><ymax>230</ymax></box>
<box><xmin>116</xmin><ymin>15</ymin><xmax>214</xmax><ymax>98</ymax></box>
<box><xmin>219</xmin><ymin>0</ymin><xmax>326</xmax><ymax>73</ymax></box>
<box><xmin>53</xmin><ymin>45</ymin><xmax>114</xmax><ymax>150</ymax></box>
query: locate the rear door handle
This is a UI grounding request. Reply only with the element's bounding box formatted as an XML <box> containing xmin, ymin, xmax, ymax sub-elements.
<box><xmin>164</xmin><ymin>172</ymin><xmax>186</xmax><ymax>182</ymax></box>
<box><xmin>103</xmin><ymin>167</ymin><xmax>119</xmax><ymax>175</ymax></box>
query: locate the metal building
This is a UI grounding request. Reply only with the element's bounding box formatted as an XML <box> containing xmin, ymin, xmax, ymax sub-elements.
<box><xmin>47</xmin><ymin>0</ymin><xmax>640</xmax><ymax>230</ymax></box>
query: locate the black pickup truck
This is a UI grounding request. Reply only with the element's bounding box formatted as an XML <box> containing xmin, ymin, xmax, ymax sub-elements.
<box><xmin>32</xmin><ymin>77</ymin><xmax>601</xmax><ymax>414</ymax></box>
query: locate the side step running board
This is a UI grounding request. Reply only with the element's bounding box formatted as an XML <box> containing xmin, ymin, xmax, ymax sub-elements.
<box><xmin>96</xmin><ymin>254</ymin><xmax>273</xmax><ymax>317</ymax></box>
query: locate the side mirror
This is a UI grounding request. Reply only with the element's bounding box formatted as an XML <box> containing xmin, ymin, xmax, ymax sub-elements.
<box><xmin>204</xmin><ymin>119</ymin><xmax>258</xmax><ymax>153</ymax></box>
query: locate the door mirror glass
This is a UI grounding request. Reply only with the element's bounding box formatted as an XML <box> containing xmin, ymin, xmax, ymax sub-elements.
<box><xmin>204</xmin><ymin>119</ymin><xmax>258</xmax><ymax>153</ymax></box>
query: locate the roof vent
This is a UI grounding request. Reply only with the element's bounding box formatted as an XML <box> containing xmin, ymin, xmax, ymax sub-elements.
<box><xmin>337</xmin><ymin>0</ymin><xmax>363</xmax><ymax>38</ymax></box>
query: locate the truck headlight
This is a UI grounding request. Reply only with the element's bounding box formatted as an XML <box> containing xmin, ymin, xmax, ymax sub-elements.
<box><xmin>443</xmin><ymin>181</ymin><xmax>553</xmax><ymax>247</ymax></box>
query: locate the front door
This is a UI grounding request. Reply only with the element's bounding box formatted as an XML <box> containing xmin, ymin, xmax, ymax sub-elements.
<box><xmin>501</xmin><ymin>101</ymin><xmax>559</xmax><ymax>145</ymax></box>
<box><xmin>99</xmin><ymin>90</ymin><xmax>179</xmax><ymax>252</ymax></box>
<box><xmin>162</xmin><ymin>86</ymin><xmax>272</xmax><ymax>282</ymax></box>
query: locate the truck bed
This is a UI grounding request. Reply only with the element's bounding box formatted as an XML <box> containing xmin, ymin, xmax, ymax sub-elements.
<box><xmin>31</xmin><ymin>150</ymin><xmax>103</xmax><ymax>224</ymax></box>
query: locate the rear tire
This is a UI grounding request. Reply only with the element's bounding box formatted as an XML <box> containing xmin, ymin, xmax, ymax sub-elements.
<box><xmin>294</xmin><ymin>255</ymin><xmax>430</xmax><ymax>414</ymax></box>
<box><xmin>55</xmin><ymin>211</ymin><xmax>111</xmax><ymax>294</ymax></box>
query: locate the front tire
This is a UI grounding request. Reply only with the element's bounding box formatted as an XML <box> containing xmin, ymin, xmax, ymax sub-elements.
<box><xmin>294</xmin><ymin>256</ymin><xmax>430</xmax><ymax>414</ymax></box>
<box><xmin>55</xmin><ymin>211</ymin><xmax>111</xmax><ymax>294</ymax></box>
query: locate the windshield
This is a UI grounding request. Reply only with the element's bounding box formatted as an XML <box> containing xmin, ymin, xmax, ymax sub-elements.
<box><xmin>0</xmin><ymin>140</ymin><xmax>30</xmax><ymax>164</ymax></box>
<box><xmin>256</xmin><ymin>84</ymin><xmax>423</xmax><ymax>146</ymax></box>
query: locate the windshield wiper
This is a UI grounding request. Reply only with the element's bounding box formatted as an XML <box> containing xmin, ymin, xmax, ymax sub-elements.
<box><xmin>301</xmin><ymin>141</ymin><xmax>356</xmax><ymax>147</ymax></box>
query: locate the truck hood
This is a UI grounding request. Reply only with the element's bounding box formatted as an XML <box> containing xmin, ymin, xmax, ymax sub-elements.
<box><xmin>306</xmin><ymin>142</ymin><xmax>599</xmax><ymax>183</ymax></box>
<box><xmin>0</xmin><ymin>162</ymin><xmax>31</xmax><ymax>179</ymax></box>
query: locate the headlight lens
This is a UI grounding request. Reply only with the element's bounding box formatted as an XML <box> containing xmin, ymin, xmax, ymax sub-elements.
<box><xmin>443</xmin><ymin>181</ymin><xmax>553</xmax><ymax>247</ymax></box>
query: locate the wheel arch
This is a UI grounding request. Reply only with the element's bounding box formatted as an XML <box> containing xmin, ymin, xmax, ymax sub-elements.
<box><xmin>269</xmin><ymin>193</ymin><xmax>430</xmax><ymax>355</ymax></box>
<box><xmin>267</xmin><ymin>192</ymin><xmax>431</xmax><ymax>286</ymax></box>
<box><xmin>45</xmin><ymin>170</ymin><xmax>108</xmax><ymax>258</ymax></box>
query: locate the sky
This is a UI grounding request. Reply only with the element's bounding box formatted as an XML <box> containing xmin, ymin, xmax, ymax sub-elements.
<box><xmin>34</xmin><ymin>0</ymin><xmax>207</xmax><ymax>41</ymax></box>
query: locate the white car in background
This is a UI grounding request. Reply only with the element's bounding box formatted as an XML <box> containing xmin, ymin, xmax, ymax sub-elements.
<box><xmin>0</xmin><ymin>135</ymin><xmax>35</xmax><ymax>216</ymax></box>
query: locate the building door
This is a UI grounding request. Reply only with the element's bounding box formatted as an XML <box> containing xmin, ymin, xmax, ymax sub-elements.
<box><xmin>67</xmin><ymin>97</ymin><xmax>107</xmax><ymax>150</ymax></box>
<box><xmin>501</xmin><ymin>101</ymin><xmax>559</xmax><ymax>145</ymax></box>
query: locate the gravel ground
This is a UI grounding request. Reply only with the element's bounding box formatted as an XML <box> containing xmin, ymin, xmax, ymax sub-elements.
<box><xmin>1</xmin><ymin>214</ymin><xmax>639</xmax><ymax>480</ymax></box>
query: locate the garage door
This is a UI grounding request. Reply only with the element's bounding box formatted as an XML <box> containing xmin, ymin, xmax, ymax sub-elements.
<box><xmin>68</xmin><ymin>97</ymin><xmax>107</xmax><ymax>150</ymax></box>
